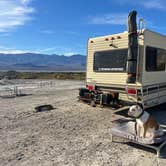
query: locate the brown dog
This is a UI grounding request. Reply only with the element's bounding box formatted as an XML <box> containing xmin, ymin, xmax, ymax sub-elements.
<box><xmin>128</xmin><ymin>105</ymin><xmax>163</xmax><ymax>139</ymax></box>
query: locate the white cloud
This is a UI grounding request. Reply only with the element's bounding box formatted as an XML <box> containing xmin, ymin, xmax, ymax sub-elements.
<box><xmin>0</xmin><ymin>33</ymin><xmax>11</xmax><ymax>37</ymax></box>
<box><xmin>0</xmin><ymin>44</ymin><xmax>82</xmax><ymax>56</ymax></box>
<box><xmin>20</xmin><ymin>0</ymin><xmax>32</xmax><ymax>5</ymax></box>
<box><xmin>0</xmin><ymin>45</ymin><xmax>13</xmax><ymax>49</ymax></box>
<box><xmin>140</xmin><ymin>0</ymin><xmax>165</xmax><ymax>9</ymax></box>
<box><xmin>0</xmin><ymin>49</ymin><xmax>30</xmax><ymax>54</ymax></box>
<box><xmin>0</xmin><ymin>45</ymin><xmax>37</xmax><ymax>54</ymax></box>
<box><xmin>0</xmin><ymin>49</ymin><xmax>80</xmax><ymax>56</ymax></box>
<box><xmin>89</xmin><ymin>13</ymin><xmax>127</xmax><ymax>25</ymax></box>
<box><xmin>40</xmin><ymin>30</ymin><xmax>55</xmax><ymax>34</ymax></box>
<box><xmin>40</xmin><ymin>30</ymin><xmax>81</xmax><ymax>37</ymax></box>
<box><xmin>64</xmin><ymin>52</ymin><xmax>80</xmax><ymax>56</ymax></box>
<box><xmin>115</xmin><ymin>0</ymin><xmax>166</xmax><ymax>10</ymax></box>
<box><xmin>0</xmin><ymin>0</ymin><xmax>35</xmax><ymax>33</ymax></box>
<box><xmin>37</xmin><ymin>47</ymin><xmax>80</xmax><ymax>56</ymax></box>
<box><xmin>37</xmin><ymin>47</ymin><xmax>57</xmax><ymax>52</ymax></box>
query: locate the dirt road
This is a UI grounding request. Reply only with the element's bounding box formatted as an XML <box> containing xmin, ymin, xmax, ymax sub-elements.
<box><xmin>0</xmin><ymin>80</ymin><xmax>165</xmax><ymax>166</ymax></box>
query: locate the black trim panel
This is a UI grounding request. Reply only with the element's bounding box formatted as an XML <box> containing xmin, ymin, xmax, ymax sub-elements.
<box><xmin>143</xmin><ymin>83</ymin><xmax>166</xmax><ymax>95</ymax></box>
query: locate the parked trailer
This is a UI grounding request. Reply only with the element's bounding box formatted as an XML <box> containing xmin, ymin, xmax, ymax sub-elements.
<box><xmin>79</xmin><ymin>11</ymin><xmax>166</xmax><ymax>109</ymax></box>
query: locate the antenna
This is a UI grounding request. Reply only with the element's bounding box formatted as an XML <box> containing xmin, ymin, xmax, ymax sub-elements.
<box><xmin>139</xmin><ymin>18</ymin><xmax>146</xmax><ymax>34</ymax></box>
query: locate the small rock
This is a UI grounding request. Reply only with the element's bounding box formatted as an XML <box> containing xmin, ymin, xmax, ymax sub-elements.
<box><xmin>62</xmin><ymin>147</ymin><xmax>66</xmax><ymax>151</ymax></box>
<box><xmin>16</xmin><ymin>153</ymin><xmax>24</xmax><ymax>160</ymax></box>
<box><xmin>97</xmin><ymin>142</ymin><xmax>102</xmax><ymax>147</ymax></box>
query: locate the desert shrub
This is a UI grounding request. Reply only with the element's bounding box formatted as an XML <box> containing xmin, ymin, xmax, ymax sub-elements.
<box><xmin>1</xmin><ymin>71</ymin><xmax>85</xmax><ymax>80</ymax></box>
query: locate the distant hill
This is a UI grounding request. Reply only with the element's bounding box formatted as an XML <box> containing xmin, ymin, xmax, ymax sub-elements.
<box><xmin>0</xmin><ymin>53</ymin><xmax>86</xmax><ymax>71</ymax></box>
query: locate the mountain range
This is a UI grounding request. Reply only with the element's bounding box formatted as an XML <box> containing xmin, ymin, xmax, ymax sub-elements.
<box><xmin>0</xmin><ymin>53</ymin><xmax>86</xmax><ymax>71</ymax></box>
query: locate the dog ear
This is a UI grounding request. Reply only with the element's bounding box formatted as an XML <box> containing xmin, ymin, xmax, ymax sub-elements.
<box><xmin>137</xmin><ymin>104</ymin><xmax>143</xmax><ymax>110</ymax></box>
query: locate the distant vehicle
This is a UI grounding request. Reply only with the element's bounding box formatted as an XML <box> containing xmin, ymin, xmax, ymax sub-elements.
<box><xmin>79</xmin><ymin>11</ymin><xmax>166</xmax><ymax>109</ymax></box>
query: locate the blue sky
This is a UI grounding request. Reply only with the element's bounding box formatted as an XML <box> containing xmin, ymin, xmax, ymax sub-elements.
<box><xmin>0</xmin><ymin>0</ymin><xmax>166</xmax><ymax>55</ymax></box>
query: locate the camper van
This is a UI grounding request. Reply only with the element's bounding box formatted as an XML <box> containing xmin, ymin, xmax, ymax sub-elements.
<box><xmin>79</xmin><ymin>11</ymin><xmax>166</xmax><ymax>109</ymax></box>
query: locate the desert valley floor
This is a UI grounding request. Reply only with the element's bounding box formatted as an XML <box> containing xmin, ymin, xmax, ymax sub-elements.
<box><xmin>0</xmin><ymin>79</ymin><xmax>166</xmax><ymax>166</ymax></box>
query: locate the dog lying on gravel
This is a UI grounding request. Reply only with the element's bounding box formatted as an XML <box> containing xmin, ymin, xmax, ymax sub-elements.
<box><xmin>128</xmin><ymin>105</ymin><xmax>164</xmax><ymax>139</ymax></box>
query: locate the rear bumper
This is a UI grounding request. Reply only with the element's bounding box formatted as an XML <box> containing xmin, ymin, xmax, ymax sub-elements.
<box><xmin>86</xmin><ymin>83</ymin><xmax>142</xmax><ymax>104</ymax></box>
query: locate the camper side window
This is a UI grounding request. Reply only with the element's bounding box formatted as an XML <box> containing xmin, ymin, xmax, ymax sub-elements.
<box><xmin>146</xmin><ymin>46</ymin><xmax>166</xmax><ymax>71</ymax></box>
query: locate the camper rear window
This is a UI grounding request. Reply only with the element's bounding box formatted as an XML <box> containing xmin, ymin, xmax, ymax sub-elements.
<box><xmin>93</xmin><ymin>49</ymin><xmax>128</xmax><ymax>72</ymax></box>
<box><xmin>146</xmin><ymin>46</ymin><xmax>166</xmax><ymax>71</ymax></box>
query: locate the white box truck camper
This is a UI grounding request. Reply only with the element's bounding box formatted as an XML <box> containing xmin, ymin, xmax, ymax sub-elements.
<box><xmin>79</xmin><ymin>11</ymin><xmax>166</xmax><ymax>109</ymax></box>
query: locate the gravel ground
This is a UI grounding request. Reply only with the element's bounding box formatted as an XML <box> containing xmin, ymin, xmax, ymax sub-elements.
<box><xmin>0</xmin><ymin>79</ymin><xmax>166</xmax><ymax>166</ymax></box>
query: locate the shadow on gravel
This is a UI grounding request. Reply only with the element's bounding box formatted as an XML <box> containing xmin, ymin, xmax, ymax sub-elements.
<box><xmin>126</xmin><ymin>142</ymin><xmax>166</xmax><ymax>158</ymax></box>
<box><xmin>113</xmin><ymin>108</ymin><xmax>129</xmax><ymax>117</ymax></box>
<box><xmin>146</xmin><ymin>103</ymin><xmax>166</xmax><ymax>126</ymax></box>
<box><xmin>112</xmin><ymin>140</ymin><xmax>166</xmax><ymax>158</ymax></box>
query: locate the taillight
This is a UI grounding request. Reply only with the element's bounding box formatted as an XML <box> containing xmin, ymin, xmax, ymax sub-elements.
<box><xmin>127</xmin><ymin>88</ymin><xmax>137</xmax><ymax>95</ymax></box>
<box><xmin>86</xmin><ymin>85</ymin><xmax>95</xmax><ymax>91</ymax></box>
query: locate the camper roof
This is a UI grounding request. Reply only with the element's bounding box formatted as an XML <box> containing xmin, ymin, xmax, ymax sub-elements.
<box><xmin>88</xmin><ymin>29</ymin><xmax>166</xmax><ymax>42</ymax></box>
